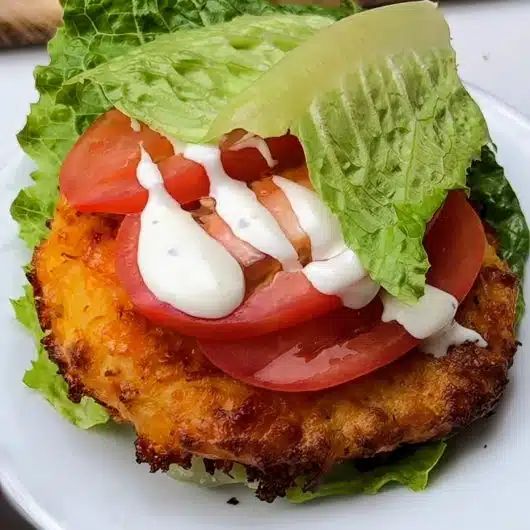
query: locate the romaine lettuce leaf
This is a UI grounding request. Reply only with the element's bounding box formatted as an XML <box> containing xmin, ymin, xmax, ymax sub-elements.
<box><xmin>69</xmin><ymin>14</ymin><xmax>334</xmax><ymax>142</ymax></box>
<box><xmin>169</xmin><ymin>459</ymin><xmax>249</xmax><ymax>487</ymax></box>
<box><xmin>166</xmin><ymin>442</ymin><xmax>446</xmax><ymax>503</ymax></box>
<box><xmin>287</xmin><ymin>441</ymin><xmax>446</xmax><ymax>503</ymax></box>
<box><xmin>208</xmin><ymin>1</ymin><xmax>490</xmax><ymax>302</ymax></box>
<box><xmin>63</xmin><ymin>2</ymin><xmax>489</xmax><ymax>302</ymax></box>
<box><xmin>468</xmin><ymin>146</ymin><xmax>529</xmax><ymax>320</ymax></box>
<box><xmin>13</xmin><ymin>0</ymin><xmax>358</xmax><ymax>425</ymax></box>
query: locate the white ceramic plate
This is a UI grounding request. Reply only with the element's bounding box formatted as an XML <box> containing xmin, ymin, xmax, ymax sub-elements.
<box><xmin>0</xmin><ymin>86</ymin><xmax>529</xmax><ymax>530</ymax></box>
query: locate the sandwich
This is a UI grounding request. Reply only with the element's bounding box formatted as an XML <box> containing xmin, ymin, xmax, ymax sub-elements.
<box><xmin>12</xmin><ymin>0</ymin><xmax>529</xmax><ymax>502</ymax></box>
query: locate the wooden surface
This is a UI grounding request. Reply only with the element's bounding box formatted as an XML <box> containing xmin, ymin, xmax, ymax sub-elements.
<box><xmin>0</xmin><ymin>0</ymin><xmax>61</xmax><ymax>47</ymax></box>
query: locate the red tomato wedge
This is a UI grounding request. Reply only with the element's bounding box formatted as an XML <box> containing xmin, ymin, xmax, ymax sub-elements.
<box><xmin>424</xmin><ymin>191</ymin><xmax>486</xmax><ymax>299</ymax></box>
<box><xmin>220</xmin><ymin>130</ymin><xmax>305</xmax><ymax>182</ymax></box>
<box><xmin>198</xmin><ymin>192</ymin><xmax>486</xmax><ymax>392</ymax></box>
<box><xmin>157</xmin><ymin>155</ymin><xmax>209</xmax><ymax>209</ymax></box>
<box><xmin>61</xmin><ymin>110</ymin><xmax>304</xmax><ymax>215</ymax></box>
<box><xmin>60</xmin><ymin>110</ymin><xmax>175</xmax><ymax>214</ymax></box>
<box><xmin>116</xmin><ymin>214</ymin><xmax>341</xmax><ymax>340</ymax></box>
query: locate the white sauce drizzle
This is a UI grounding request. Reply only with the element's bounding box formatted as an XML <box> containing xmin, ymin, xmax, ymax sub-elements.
<box><xmin>381</xmin><ymin>285</ymin><xmax>487</xmax><ymax>356</ymax></box>
<box><xmin>303</xmin><ymin>250</ymin><xmax>379</xmax><ymax>309</ymax></box>
<box><xmin>130</xmin><ymin>118</ymin><xmax>141</xmax><ymax>132</ymax></box>
<box><xmin>135</xmin><ymin>141</ymin><xmax>380</xmax><ymax>318</ymax></box>
<box><xmin>229</xmin><ymin>132</ymin><xmax>276</xmax><ymax>168</ymax></box>
<box><xmin>136</xmin><ymin>146</ymin><xmax>245</xmax><ymax>318</ymax></box>
<box><xmin>381</xmin><ymin>285</ymin><xmax>458</xmax><ymax>339</ymax></box>
<box><xmin>272</xmin><ymin>175</ymin><xmax>345</xmax><ymax>261</ymax></box>
<box><xmin>167</xmin><ymin>136</ymin><xmax>186</xmax><ymax>155</ymax></box>
<box><xmin>421</xmin><ymin>321</ymin><xmax>487</xmax><ymax>358</ymax></box>
<box><xmin>381</xmin><ymin>286</ymin><xmax>458</xmax><ymax>339</ymax></box>
<box><xmin>184</xmin><ymin>144</ymin><xmax>300</xmax><ymax>272</ymax></box>
<box><xmin>340</xmin><ymin>275</ymin><xmax>382</xmax><ymax>310</ymax></box>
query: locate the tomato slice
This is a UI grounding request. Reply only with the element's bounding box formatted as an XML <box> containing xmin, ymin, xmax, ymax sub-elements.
<box><xmin>60</xmin><ymin>110</ymin><xmax>174</xmax><ymax>214</ymax></box>
<box><xmin>199</xmin><ymin>303</ymin><xmax>417</xmax><ymax>391</ymax></box>
<box><xmin>61</xmin><ymin>110</ymin><xmax>304</xmax><ymax>215</ymax></box>
<box><xmin>220</xmin><ymin>130</ymin><xmax>305</xmax><ymax>182</ymax></box>
<box><xmin>116</xmin><ymin>215</ymin><xmax>341</xmax><ymax>340</ymax></box>
<box><xmin>198</xmin><ymin>192</ymin><xmax>486</xmax><ymax>392</ymax></box>
<box><xmin>157</xmin><ymin>155</ymin><xmax>210</xmax><ymax>209</ymax></box>
<box><xmin>424</xmin><ymin>191</ymin><xmax>486</xmax><ymax>299</ymax></box>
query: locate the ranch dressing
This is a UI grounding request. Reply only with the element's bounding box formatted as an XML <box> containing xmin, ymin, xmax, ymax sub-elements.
<box><xmin>137</xmin><ymin>142</ymin><xmax>380</xmax><ymax>317</ymax></box>
<box><xmin>272</xmin><ymin>175</ymin><xmax>345</xmax><ymax>261</ymax></box>
<box><xmin>381</xmin><ymin>286</ymin><xmax>458</xmax><ymax>339</ymax></box>
<box><xmin>303</xmin><ymin>249</ymin><xmax>379</xmax><ymax>309</ymax></box>
<box><xmin>381</xmin><ymin>285</ymin><xmax>487</xmax><ymax>356</ymax></box>
<box><xmin>184</xmin><ymin>145</ymin><xmax>300</xmax><ymax>272</ymax></box>
<box><xmin>136</xmin><ymin>146</ymin><xmax>245</xmax><ymax>318</ymax></box>
<box><xmin>421</xmin><ymin>321</ymin><xmax>487</xmax><ymax>357</ymax></box>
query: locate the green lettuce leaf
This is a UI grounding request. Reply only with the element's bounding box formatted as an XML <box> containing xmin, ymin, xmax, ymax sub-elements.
<box><xmin>12</xmin><ymin>286</ymin><xmax>109</xmax><ymax>428</ymax></box>
<box><xmin>208</xmin><ymin>1</ymin><xmax>490</xmax><ymax>302</ymax></box>
<box><xmin>166</xmin><ymin>442</ymin><xmax>446</xmax><ymax>503</ymax></box>
<box><xmin>468</xmin><ymin>146</ymin><xmax>529</xmax><ymax>320</ymax></box>
<box><xmin>287</xmin><ymin>441</ymin><xmax>446</xmax><ymax>503</ymax></box>
<box><xmin>69</xmin><ymin>14</ymin><xmax>334</xmax><ymax>142</ymax></box>
<box><xmin>13</xmin><ymin>0</ymin><xmax>358</xmax><ymax>426</ymax></box>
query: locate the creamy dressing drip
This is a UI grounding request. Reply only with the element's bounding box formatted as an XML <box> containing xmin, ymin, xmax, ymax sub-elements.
<box><xmin>381</xmin><ymin>286</ymin><xmax>458</xmax><ymax>339</ymax></box>
<box><xmin>272</xmin><ymin>175</ymin><xmax>379</xmax><ymax>309</ymax></box>
<box><xmin>184</xmin><ymin>144</ymin><xmax>301</xmax><ymax>272</ymax></box>
<box><xmin>136</xmin><ymin>147</ymin><xmax>245</xmax><ymax>318</ymax></box>
<box><xmin>229</xmin><ymin>132</ymin><xmax>276</xmax><ymax>168</ymax></box>
<box><xmin>272</xmin><ymin>175</ymin><xmax>344</xmax><ymax>261</ymax></box>
<box><xmin>421</xmin><ymin>321</ymin><xmax>487</xmax><ymax>357</ymax></box>
<box><xmin>381</xmin><ymin>285</ymin><xmax>487</xmax><ymax>356</ymax></box>
<box><xmin>303</xmin><ymin>250</ymin><xmax>379</xmax><ymax>309</ymax></box>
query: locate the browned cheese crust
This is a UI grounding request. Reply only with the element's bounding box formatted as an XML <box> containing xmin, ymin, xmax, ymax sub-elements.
<box><xmin>32</xmin><ymin>199</ymin><xmax>519</xmax><ymax>501</ymax></box>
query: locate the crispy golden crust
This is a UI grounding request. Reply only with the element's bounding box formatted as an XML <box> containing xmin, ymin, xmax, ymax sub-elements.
<box><xmin>32</xmin><ymin>200</ymin><xmax>519</xmax><ymax>501</ymax></box>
